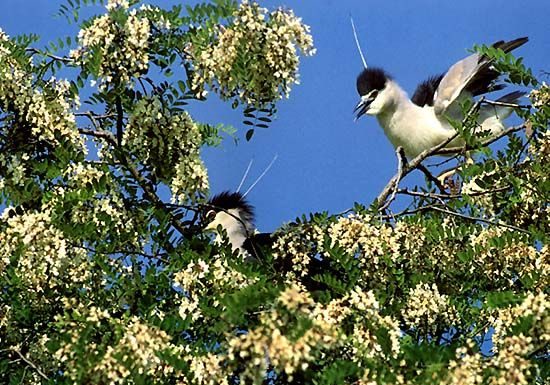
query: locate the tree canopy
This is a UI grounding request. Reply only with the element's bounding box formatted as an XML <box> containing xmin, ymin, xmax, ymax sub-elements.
<box><xmin>0</xmin><ymin>0</ymin><xmax>548</xmax><ymax>384</ymax></box>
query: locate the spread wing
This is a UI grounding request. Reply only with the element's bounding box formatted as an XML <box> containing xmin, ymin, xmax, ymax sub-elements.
<box><xmin>432</xmin><ymin>37</ymin><xmax>528</xmax><ymax>117</ymax></box>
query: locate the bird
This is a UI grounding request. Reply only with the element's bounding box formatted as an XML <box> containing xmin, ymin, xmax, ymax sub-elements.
<box><xmin>354</xmin><ymin>37</ymin><xmax>528</xmax><ymax>159</ymax></box>
<box><xmin>203</xmin><ymin>190</ymin><xmax>272</xmax><ymax>260</ymax></box>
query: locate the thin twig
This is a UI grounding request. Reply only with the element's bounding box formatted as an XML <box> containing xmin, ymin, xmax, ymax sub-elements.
<box><xmin>382</xmin><ymin>204</ymin><xmax>531</xmax><ymax>234</ymax></box>
<box><xmin>73</xmin><ymin>242</ymin><xmax>170</xmax><ymax>264</ymax></box>
<box><xmin>79</xmin><ymin>128</ymin><xmax>114</xmax><ymax>141</ymax></box>
<box><xmin>416</xmin><ymin>164</ymin><xmax>446</xmax><ymax>192</ymax></box>
<box><xmin>25</xmin><ymin>47</ymin><xmax>73</xmax><ymax>63</ymax></box>
<box><xmin>428</xmin><ymin>206</ymin><xmax>530</xmax><ymax>234</ymax></box>
<box><xmin>115</xmin><ymin>95</ymin><xmax>124</xmax><ymax>147</ymax></box>
<box><xmin>397</xmin><ymin>186</ymin><xmax>510</xmax><ymax>200</ymax></box>
<box><xmin>78</xmin><ymin>128</ymin><xmax>190</xmax><ymax>239</ymax></box>
<box><xmin>482</xmin><ymin>99</ymin><xmax>531</xmax><ymax>109</ymax></box>
<box><xmin>435</xmin><ymin>124</ymin><xmax>524</xmax><ymax>155</ymax></box>
<box><xmin>11</xmin><ymin>349</ymin><xmax>49</xmax><ymax>381</ymax></box>
<box><xmin>75</xmin><ymin>111</ymin><xmax>117</xmax><ymax>120</ymax></box>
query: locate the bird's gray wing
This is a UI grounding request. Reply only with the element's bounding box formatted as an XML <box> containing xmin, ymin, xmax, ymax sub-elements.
<box><xmin>433</xmin><ymin>53</ymin><xmax>481</xmax><ymax>117</ymax></box>
<box><xmin>433</xmin><ymin>37</ymin><xmax>528</xmax><ymax>118</ymax></box>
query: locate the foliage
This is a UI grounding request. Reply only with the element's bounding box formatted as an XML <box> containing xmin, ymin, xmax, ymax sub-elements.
<box><xmin>0</xmin><ymin>1</ymin><xmax>548</xmax><ymax>384</ymax></box>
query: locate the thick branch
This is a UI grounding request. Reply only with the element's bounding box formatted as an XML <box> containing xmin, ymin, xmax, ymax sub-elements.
<box><xmin>378</xmin><ymin>147</ymin><xmax>406</xmax><ymax>211</ymax></box>
<box><xmin>376</xmin><ymin>128</ymin><xmax>461</xmax><ymax>206</ymax></box>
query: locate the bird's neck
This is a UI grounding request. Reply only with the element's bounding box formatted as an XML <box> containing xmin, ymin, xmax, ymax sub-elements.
<box><xmin>377</xmin><ymin>80</ymin><xmax>412</xmax><ymax>122</ymax></box>
<box><xmin>212</xmin><ymin>209</ymin><xmax>254</xmax><ymax>253</ymax></box>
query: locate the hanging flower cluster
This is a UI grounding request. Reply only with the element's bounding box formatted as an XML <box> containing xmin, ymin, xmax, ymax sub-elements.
<box><xmin>70</xmin><ymin>0</ymin><xmax>150</xmax><ymax>89</ymax></box>
<box><xmin>190</xmin><ymin>0</ymin><xmax>315</xmax><ymax>105</ymax></box>
<box><xmin>124</xmin><ymin>96</ymin><xmax>209</xmax><ymax>203</ymax></box>
<box><xmin>0</xmin><ymin>206</ymin><xmax>90</xmax><ymax>296</ymax></box>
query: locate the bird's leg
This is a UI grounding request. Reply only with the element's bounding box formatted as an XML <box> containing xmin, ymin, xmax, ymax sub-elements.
<box><xmin>436</xmin><ymin>153</ymin><xmax>474</xmax><ymax>193</ymax></box>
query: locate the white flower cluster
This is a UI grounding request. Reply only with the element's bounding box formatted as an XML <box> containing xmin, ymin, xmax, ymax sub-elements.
<box><xmin>0</xmin><ymin>153</ymin><xmax>28</xmax><ymax>189</ymax></box>
<box><xmin>0</xmin><ymin>40</ymin><xmax>85</xmax><ymax>153</ymax></box>
<box><xmin>188</xmin><ymin>353</ymin><xmax>229</xmax><ymax>385</ymax></box>
<box><xmin>174</xmin><ymin>255</ymin><xmax>258</xmax><ymax>323</ymax></box>
<box><xmin>224</xmin><ymin>284</ymin><xmax>400</xmax><ymax>382</ymax></box>
<box><xmin>106</xmin><ymin>0</ymin><xmax>130</xmax><ymax>11</ymax></box>
<box><xmin>444</xmin><ymin>334</ymin><xmax>535</xmax><ymax>385</ymax></box>
<box><xmin>138</xmin><ymin>4</ymin><xmax>174</xmax><ymax>31</ymax></box>
<box><xmin>402</xmin><ymin>282</ymin><xmax>457</xmax><ymax>333</ymax></box>
<box><xmin>0</xmin><ymin>206</ymin><xmax>90</xmax><ymax>296</ymax></box>
<box><xmin>344</xmin><ymin>287</ymin><xmax>402</xmax><ymax>361</ymax></box>
<box><xmin>326</xmin><ymin>214</ymin><xmax>426</xmax><ymax>284</ymax></box>
<box><xmin>469</xmin><ymin>227</ymin><xmax>548</xmax><ymax>288</ymax></box>
<box><xmin>444</xmin><ymin>344</ymin><xmax>485</xmax><ymax>385</ymax></box>
<box><xmin>489</xmin><ymin>291</ymin><xmax>549</xmax><ymax>353</ymax></box>
<box><xmin>93</xmin><ymin>317</ymin><xmax>177</xmax><ymax>382</ymax></box>
<box><xmin>190</xmin><ymin>0</ymin><xmax>315</xmax><ymax>105</ymax></box>
<box><xmin>529</xmin><ymin>82</ymin><xmax>550</xmax><ymax>108</ymax></box>
<box><xmin>71</xmin><ymin>1</ymin><xmax>150</xmax><ymax>89</ymax></box>
<box><xmin>124</xmin><ymin>96</ymin><xmax>208</xmax><ymax>203</ymax></box>
<box><xmin>56</xmin><ymin>305</ymin><xmax>184</xmax><ymax>383</ymax></box>
<box><xmin>58</xmin><ymin>163</ymin><xmax>143</xmax><ymax>246</ymax></box>
<box><xmin>271</xmin><ymin>222</ymin><xmax>325</xmax><ymax>278</ymax></box>
<box><xmin>64</xmin><ymin>162</ymin><xmax>107</xmax><ymax>187</ymax></box>
<box><xmin>226</xmin><ymin>283</ymin><xmax>337</xmax><ymax>382</ymax></box>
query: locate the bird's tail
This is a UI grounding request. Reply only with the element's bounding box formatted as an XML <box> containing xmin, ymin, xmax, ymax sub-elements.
<box><xmin>481</xmin><ymin>90</ymin><xmax>526</xmax><ymax>120</ymax></box>
<box><xmin>478</xmin><ymin>90</ymin><xmax>525</xmax><ymax>136</ymax></box>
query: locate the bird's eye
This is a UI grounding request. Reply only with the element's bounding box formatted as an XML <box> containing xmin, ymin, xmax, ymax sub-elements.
<box><xmin>370</xmin><ymin>90</ymin><xmax>379</xmax><ymax>99</ymax></box>
<box><xmin>206</xmin><ymin>210</ymin><xmax>216</xmax><ymax>221</ymax></box>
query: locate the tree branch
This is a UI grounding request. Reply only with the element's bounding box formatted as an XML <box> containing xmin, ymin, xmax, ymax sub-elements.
<box><xmin>10</xmin><ymin>349</ymin><xmax>49</xmax><ymax>381</ymax></box>
<box><xmin>416</xmin><ymin>164</ymin><xmax>447</xmax><ymax>192</ymax></box>
<box><xmin>397</xmin><ymin>185</ymin><xmax>510</xmax><ymax>200</ymax></box>
<box><xmin>435</xmin><ymin>124</ymin><xmax>524</xmax><ymax>155</ymax></box>
<box><xmin>25</xmin><ymin>47</ymin><xmax>73</xmax><ymax>63</ymax></box>
<box><xmin>77</xmin><ymin>128</ymin><xmax>192</xmax><ymax>239</ymax></box>
<box><xmin>379</xmin><ymin>146</ymin><xmax>406</xmax><ymax>211</ymax></box>
<box><xmin>482</xmin><ymin>99</ymin><xmax>531</xmax><ymax>109</ymax></box>
<box><xmin>425</xmin><ymin>206</ymin><xmax>530</xmax><ymax>234</ymax></box>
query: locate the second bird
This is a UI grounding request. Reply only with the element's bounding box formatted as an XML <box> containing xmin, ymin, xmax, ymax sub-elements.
<box><xmin>354</xmin><ymin>37</ymin><xmax>528</xmax><ymax>159</ymax></box>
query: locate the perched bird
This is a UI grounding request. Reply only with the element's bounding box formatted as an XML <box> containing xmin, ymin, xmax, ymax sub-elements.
<box><xmin>203</xmin><ymin>190</ymin><xmax>331</xmax><ymax>291</ymax></box>
<box><xmin>204</xmin><ymin>191</ymin><xmax>271</xmax><ymax>260</ymax></box>
<box><xmin>354</xmin><ymin>37</ymin><xmax>528</xmax><ymax>159</ymax></box>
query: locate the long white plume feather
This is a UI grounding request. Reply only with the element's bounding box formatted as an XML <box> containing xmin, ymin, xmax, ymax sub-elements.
<box><xmin>243</xmin><ymin>154</ymin><xmax>278</xmax><ymax>197</ymax></box>
<box><xmin>350</xmin><ymin>16</ymin><xmax>368</xmax><ymax>69</ymax></box>
<box><xmin>236</xmin><ymin>158</ymin><xmax>254</xmax><ymax>193</ymax></box>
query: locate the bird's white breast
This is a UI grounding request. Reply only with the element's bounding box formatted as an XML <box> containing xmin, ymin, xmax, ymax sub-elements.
<box><xmin>377</xmin><ymin>104</ymin><xmax>461</xmax><ymax>159</ymax></box>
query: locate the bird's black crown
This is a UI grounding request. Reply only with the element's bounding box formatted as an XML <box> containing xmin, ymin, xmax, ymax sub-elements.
<box><xmin>356</xmin><ymin>67</ymin><xmax>391</xmax><ymax>96</ymax></box>
<box><xmin>207</xmin><ymin>191</ymin><xmax>255</xmax><ymax>222</ymax></box>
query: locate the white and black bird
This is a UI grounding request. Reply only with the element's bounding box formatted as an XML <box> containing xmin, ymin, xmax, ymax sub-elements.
<box><xmin>354</xmin><ymin>37</ymin><xmax>528</xmax><ymax>159</ymax></box>
<box><xmin>203</xmin><ymin>190</ymin><xmax>331</xmax><ymax>291</ymax></box>
<box><xmin>204</xmin><ymin>191</ymin><xmax>272</xmax><ymax>260</ymax></box>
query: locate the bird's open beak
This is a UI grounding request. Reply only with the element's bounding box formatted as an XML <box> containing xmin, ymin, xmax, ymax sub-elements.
<box><xmin>354</xmin><ymin>96</ymin><xmax>372</xmax><ymax>121</ymax></box>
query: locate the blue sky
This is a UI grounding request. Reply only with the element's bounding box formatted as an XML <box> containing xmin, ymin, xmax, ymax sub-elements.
<box><xmin>1</xmin><ymin>0</ymin><xmax>548</xmax><ymax>232</ymax></box>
